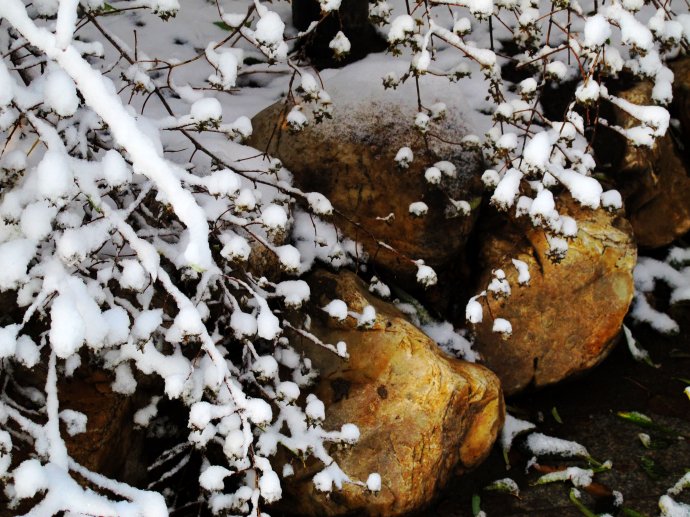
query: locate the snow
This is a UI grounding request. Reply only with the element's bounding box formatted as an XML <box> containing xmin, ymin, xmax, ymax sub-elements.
<box><xmin>416</xmin><ymin>262</ymin><xmax>438</xmax><ymax>287</ymax></box>
<box><xmin>323</xmin><ymin>299</ymin><xmax>348</xmax><ymax>321</ymax></box>
<box><xmin>204</xmin><ymin>169</ymin><xmax>242</xmax><ymax>198</ymax></box>
<box><xmin>206</xmin><ymin>45</ymin><xmax>240</xmax><ymax>90</ymax></box>
<box><xmin>356</xmin><ymin>305</ymin><xmax>377</xmax><ymax>327</ymax></box>
<box><xmin>120</xmin><ymin>259</ymin><xmax>147</xmax><ymax>291</ymax></box>
<box><xmin>258</xmin><ymin>470</ymin><xmax>282</xmax><ymax>503</ymax></box>
<box><xmin>601</xmin><ymin>190</ymin><xmax>623</xmax><ymax>210</ymax></box>
<box><xmin>199</xmin><ymin>465</ymin><xmax>231</xmax><ymax>491</ymax></box>
<box><xmin>0</xmin><ymin>325</ymin><xmax>19</xmax><ymax>359</ymax></box>
<box><xmin>339</xmin><ymin>423</ymin><xmax>360</xmax><ymax>444</ymax></box>
<box><xmin>49</xmin><ymin>293</ymin><xmax>86</xmax><ymax>358</ymax></box>
<box><xmin>525</xmin><ymin>433</ymin><xmax>589</xmax><ymax>458</ymax></box>
<box><xmin>0</xmin><ymin>60</ymin><xmax>14</xmax><ymax>107</ymax></box>
<box><xmin>394</xmin><ymin>146</ymin><xmax>413</xmax><ymax>168</ymax></box>
<box><xmin>306</xmin><ymin>395</ymin><xmax>325</xmax><ymax>423</ymax></box>
<box><xmin>132</xmin><ymin>309</ymin><xmax>163</xmax><ymax>341</ymax></box>
<box><xmin>551</xmin><ymin>168</ymin><xmax>602</xmax><ymax>209</ymax></box>
<box><xmin>44</xmin><ymin>69</ymin><xmax>79</xmax><ymax>117</ymax></box>
<box><xmin>254</xmin><ymin>11</ymin><xmax>285</xmax><ymax>49</ymax></box>
<box><xmin>435</xmin><ymin>161</ymin><xmax>457</xmax><ymax>177</ymax></box>
<box><xmin>367</xmin><ymin>473</ymin><xmax>382</xmax><ymax>492</ymax></box>
<box><xmin>425</xmin><ymin>166</ymin><xmax>442</xmax><ymax>184</ymax></box>
<box><xmin>261</xmin><ymin>204</ymin><xmax>288</xmax><ymax>231</ymax></box>
<box><xmin>491</xmin><ymin>169</ymin><xmax>523</xmax><ymax>210</ymax></box>
<box><xmin>575</xmin><ymin>80</ymin><xmax>601</xmax><ymax>105</ymax></box>
<box><xmin>659</xmin><ymin>495</ymin><xmax>690</xmax><ymax>517</ymax></box>
<box><xmin>59</xmin><ymin>409</ymin><xmax>87</xmax><ymax>436</ymax></box>
<box><xmin>466</xmin><ymin>295</ymin><xmax>484</xmax><ymax>324</ymax></box>
<box><xmin>220</xmin><ymin>235</ymin><xmax>251</xmax><ymax>263</ymax></box>
<box><xmin>286</xmin><ymin>106</ymin><xmax>308</xmax><ymax>132</ymax></box>
<box><xmin>512</xmin><ymin>259</ymin><xmax>530</xmax><ymax>285</ymax></box>
<box><xmin>537</xmin><ymin>467</ymin><xmax>593</xmax><ymax>487</ymax></box>
<box><xmin>546</xmin><ymin>61</ymin><xmax>568</xmax><ymax>80</ymax></box>
<box><xmin>276</xmin><ymin>280</ymin><xmax>310</xmax><ymax>308</ymax></box>
<box><xmin>15</xmin><ymin>335</ymin><xmax>39</xmax><ymax>367</ymax></box>
<box><xmin>36</xmin><ymin>150</ymin><xmax>74</xmax><ymax>201</ymax></box>
<box><xmin>0</xmin><ymin>430</ymin><xmax>11</xmax><ymax>476</ymax></box>
<box><xmin>0</xmin><ymin>239</ymin><xmax>36</xmax><ymax>291</ymax></box>
<box><xmin>584</xmin><ymin>14</ymin><xmax>612</xmax><ymax>47</ymax></box>
<box><xmin>388</xmin><ymin>15</ymin><xmax>415</xmax><ymax>43</ymax></box>
<box><xmin>409</xmin><ymin>201</ymin><xmax>429</xmax><ymax>216</ymax></box>
<box><xmin>329</xmin><ymin>32</ymin><xmax>351</xmax><ymax>57</ymax></box>
<box><xmin>101</xmin><ymin>150</ymin><xmax>131</xmax><ymax>188</ymax></box>
<box><xmin>523</xmin><ymin>132</ymin><xmax>553</xmax><ymax>172</ymax></box>
<box><xmin>13</xmin><ymin>459</ymin><xmax>49</xmax><ymax>499</ymax></box>
<box><xmin>190</xmin><ymin>98</ymin><xmax>222</xmax><ymax>124</ymax></box>
<box><xmin>230</xmin><ymin>310</ymin><xmax>258</xmax><ymax>338</ymax></box>
<box><xmin>492</xmin><ymin>318</ymin><xmax>512</xmax><ymax>336</ymax></box>
<box><xmin>276</xmin><ymin>244</ymin><xmax>301</xmax><ymax>273</ymax></box>
<box><xmin>500</xmin><ymin>414</ymin><xmax>536</xmax><ymax>453</ymax></box>
<box><xmin>306</xmin><ymin>192</ymin><xmax>333</xmax><ymax>216</ymax></box>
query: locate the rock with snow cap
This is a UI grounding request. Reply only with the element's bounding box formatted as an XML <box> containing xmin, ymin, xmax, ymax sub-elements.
<box><xmin>601</xmin><ymin>78</ymin><xmax>690</xmax><ymax>249</ymax></box>
<box><xmin>248</xmin><ymin>58</ymin><xmax>484</xmax><ymax>284</ymax></box>
<box><xmin>276</xmin><ymin>269</ymin><xmax>504</xmax><ymax>516</ymax></box>
<box><xmin>469</xmin><ymin>196</ymin><xmax>636</xmax><ymax>395</ymax></box>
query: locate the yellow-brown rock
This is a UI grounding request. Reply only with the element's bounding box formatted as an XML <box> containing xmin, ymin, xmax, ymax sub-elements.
<box><xmin>278</xmin><ymin>270</ymin><xmax>504</xmax><ymax>516</ymax></box>
<box><xmin>608</xmin><ymin>80</ymin><xmax>690</xmax><ymax>248</ymax></box>
<box><xmin>248</xmin><ymin>61</ymin><xmax>483</xmax><ymax>281</ymax></box>
<box><xmin>471</xmin><ymin>197</ymin><xmax>636</xmax><ymax>395</ymax></box>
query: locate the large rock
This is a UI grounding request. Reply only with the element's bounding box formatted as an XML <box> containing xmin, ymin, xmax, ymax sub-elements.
<box><xmin>605</xmin><ymin>80</ymin><xmax>690</xmax><ymax>248</ymax></box>
<box><xmin>248</xmin><ymin>59</ymin><xmax>484</xmax><ymax>282</ymax></box>
<box><xmin>278</xmin><ymin>270</ymin><xmax>504</xmax><ymax>516</ymax></box>
<box><xmin>470</xmin><ymin>197</ymin><xmax>636</xmax><ymax>395</ymax></box>
<box><xmin>670</xmin><ymin>58</ymin><xmax>690</xmax><ymax>141</ymax></box>
<box><xmin>292</xmin><ymin>0</ymin><xmax>387</xmax><ymax>69</ymax></box>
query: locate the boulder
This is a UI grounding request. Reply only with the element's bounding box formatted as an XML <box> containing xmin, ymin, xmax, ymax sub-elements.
<box><xmin>291</xmin><ymin>0</ymin><xmax>387</xmax><ymax>69</ymax></box>
<box><xmin>470</xmin><ymin>197</ymin><xmax>636</xmax><ymax>395</ymax></box>
<box><xmin>248</xmin><ymin>59</ymin><xmax>484</xmax><ymax>283</ymax></box>
<box><xmin>1</xmin><ymin>359</ymin><xmax>146</xmax><ymax>484</ymax></box>
<box><xmin>59</xmin><ymin>367</ymin><xmax>145</xmax><ymax>482</ymax></box>
<box><xmin>605</xmin><ymin>80</ymin><xmax>690</xmax><ymax>248</ymax></box>
<box><xmin>670</xmin><ymin>57</ymin><xmax>690</xmax><ymax>140</ymax></box>
<box><xmin>278</xmin><ymin>270</ymin><xmax>504</xmax><ymax>516</ymax></box>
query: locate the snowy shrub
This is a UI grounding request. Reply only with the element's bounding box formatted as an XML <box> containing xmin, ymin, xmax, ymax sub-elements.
<box><xmin>0</xmin><ymin>0</ymin><xmax>687</xmax><ymax>514</ymax></box>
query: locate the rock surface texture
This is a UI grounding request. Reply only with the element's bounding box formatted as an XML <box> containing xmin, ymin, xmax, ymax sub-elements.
<box><xmin>278</xmin><ymin>270</ymin><xmax>504</xmax><ymax>516</ymax></box>
<box><xmin>471</xmin><ymin>197</ymin><xmax>637</xmax><ymax>395</ymax></box>
<box><xmin>248</xmin><ymin>60</ymin><xmax>484</xmax><ymax>282</ymax></box>
<box><xmin>607</xmin><ymin>79</ymin><xmax>690</xmax><ymax>248</ymax></box>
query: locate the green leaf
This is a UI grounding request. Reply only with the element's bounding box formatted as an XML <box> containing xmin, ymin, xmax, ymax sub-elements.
<box><xmin>551</xmin><ymin>406</ymin><xmax>563</xmax><ymax>424</ymax></box>
<box><xmin>639</xmin><ymin>456</ymin><xmax>668</xmax><ymax>480</ymax></box>
<box><xmin>213</xmin><ymin>21</ymin><xmax>233</xmax><ymax>31</ymax></box>
<box><xmin>471</xmin><ymin>494</ymin><xmax>482</xmax><ymax>516</ymax></box>
<box><xmin>617</xmin><ymin>411</ymin><xmax>653</xmax><ymax>425</ymax></box>
<box><xmin>617</xmin><ymin>411</ymin><xmax>683</xmax><ymax>437</ymax></box>
<box><xmin>638</xmin><ymin>433</ymin><xmax>672</xmax><ymax>450</ymax></box>
<box><xmin>568</xmin><ymin>489</ymin><xmax>598</xmax><ymax>517</ymax></box>
<box><xmin>484</xmin><ymin>478</ymin><xmax>520</xmax><ymax>497</ymax></box>
<box><xmin>622</xmin><ymin>509</ymin><xmax>648</xmax><ymax>517</ymax></box>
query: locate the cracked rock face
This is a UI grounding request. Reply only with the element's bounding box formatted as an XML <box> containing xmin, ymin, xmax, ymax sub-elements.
<box><xmin>469</xmin><ymin>196</ymin><xmax>636</xmax><ymax>395</ymax></box>
<box><xmin>276</xmin><ymin>270</ymin><xmax>504</xmax><ymax>516</ymax></box>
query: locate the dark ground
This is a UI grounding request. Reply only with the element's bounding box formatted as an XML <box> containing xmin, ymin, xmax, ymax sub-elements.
<box><xmin>422</xmin><ymin>304</ymin><xmax>690</xmax><ymax>517</ymax></box>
